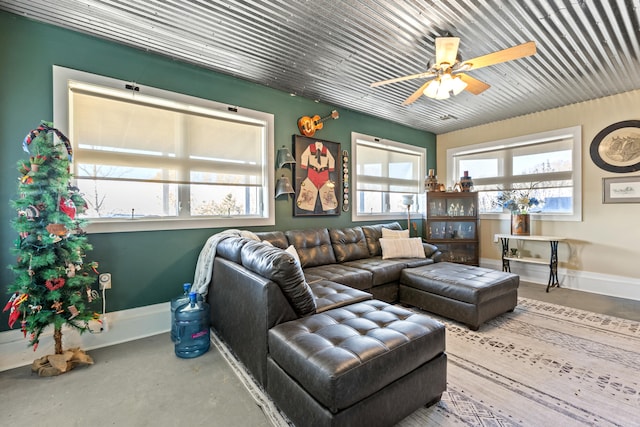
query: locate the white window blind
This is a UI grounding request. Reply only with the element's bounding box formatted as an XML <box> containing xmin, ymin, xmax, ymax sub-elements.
<box><xmin>54</xmin><ymin>66</ymin><xmax>274</xmax><ymax>233</ymax></box>
<box><xmin>352</xmin><ymin>132</ymin><xmax>426</xmax><ymax>221</ymax></box>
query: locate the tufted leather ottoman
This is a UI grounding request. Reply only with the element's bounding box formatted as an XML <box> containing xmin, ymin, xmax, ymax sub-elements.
<box><xmin>266</xmin><ymin>299</ymin><xmax>446</xmax><ymax>427</ymax></box>
<box><xmin>399</xmin><ymin>262</ymin><xmax>519</xmax><ymax>330</ymax></box>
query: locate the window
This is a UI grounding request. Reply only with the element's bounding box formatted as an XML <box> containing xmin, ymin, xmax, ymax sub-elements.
<box><xmin>352</xmin><ymin>132</ymin><xmax>426</xmax><ymax>221</ymax></box>
<box><xmin>447</xmin><ymin>126</ymin><xmax>582</xmax><ymax>221</ymax></box>
<box><xmin>53</xmin><ymin>66</ymin><xmax>274</xmax><ymax>233</ymax></box>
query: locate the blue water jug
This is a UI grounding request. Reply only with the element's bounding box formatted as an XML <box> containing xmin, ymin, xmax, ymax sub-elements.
<box><xmin>174</xmin><ymin>292</ymin><xmax>210</xmax><ymax>358</ymax></box>
<box><xmin>170</xmin><ymin>283</ymin><xmax>192</xmax><ymax>342</ymax></box>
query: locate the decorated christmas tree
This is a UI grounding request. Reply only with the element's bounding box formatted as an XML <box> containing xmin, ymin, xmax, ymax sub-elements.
<box><xmin>4</xmin><ymin>121</ymin><xmax>100</xmax><ymax>375</ymax></box>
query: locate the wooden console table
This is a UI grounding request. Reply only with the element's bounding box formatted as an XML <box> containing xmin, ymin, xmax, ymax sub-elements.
<box><xmin>494</xmin><ymin>234</ymin><xmax>567</xmax><ymax>292</ymax></box>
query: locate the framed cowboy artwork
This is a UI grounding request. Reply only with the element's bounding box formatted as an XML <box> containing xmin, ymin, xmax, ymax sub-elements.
<box><xmin>293</xmin><ymin>135</ymin><xmax>341</xmax><ymax>216</ymax></box>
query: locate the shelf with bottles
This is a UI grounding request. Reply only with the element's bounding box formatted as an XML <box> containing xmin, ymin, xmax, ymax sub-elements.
<box><xmin>425</xmin><ymin>191</ymin><xmax>479</xmax><ymax>265</ymax></box>
<box><xmin>427</xmin><ymin>221</ymin><xmax>476</xmax><ymax>240</ymax></box>
<box><xmin>427</xmin><ymin>194</ymin><xmax>477</xmax><ymax>218</ymax></box>
<box><xmin>436</xmin><ymin>243</ymin><xmax>478</xmax><ymax>265</ymax></box>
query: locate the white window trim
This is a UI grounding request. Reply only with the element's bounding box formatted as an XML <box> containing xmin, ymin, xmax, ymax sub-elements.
<box><xmin>446</xmin><ymin>126</ymin><xmax>582</xmax><ymax>222</ymax></box>
<box><xmin>53</xmin><ymin>65</ymin><xmax>275</xmax><ymax>233</ymax></box>
<box><xmin>351</xmin><ymin>132</ymin><xmax>426</xmax><ymax>222</ymax></box>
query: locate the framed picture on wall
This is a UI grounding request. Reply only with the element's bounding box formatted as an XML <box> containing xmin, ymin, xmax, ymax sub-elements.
<box><xmin>293</xmin><ymin>135</ymin><xmax>341</xmax><ymax>216</ymax></box>
<box><xmin>602</xmin><ymin>176</ymin><xmax>640</xmax><ymax>203</ymax></box>
<box><xmin>590</xmin><ymin>120</ymin><xmax>640</xmax><ymax>173</ymax></box>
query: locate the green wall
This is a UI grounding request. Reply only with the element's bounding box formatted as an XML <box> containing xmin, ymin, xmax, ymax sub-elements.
<box><xmin>0</xmin><ymin>11</ymin><xmax>436</xmax><ymax>332</ymax></box>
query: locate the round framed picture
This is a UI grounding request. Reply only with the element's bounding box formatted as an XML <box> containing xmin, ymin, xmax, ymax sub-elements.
<box><xmin>590</xmin><ymin>120</ymin><xmax>640</xmax><ymax>173</ymax></box>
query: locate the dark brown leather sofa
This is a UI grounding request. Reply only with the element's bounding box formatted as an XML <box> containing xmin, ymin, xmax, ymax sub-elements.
<box><xmin>206</xmin><ymin>222</ymin><xmax>446</xmax><ymax>427</ymax></box>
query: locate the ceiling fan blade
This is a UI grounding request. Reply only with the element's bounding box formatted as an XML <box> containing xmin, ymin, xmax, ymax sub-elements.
<box><xmin>370</xmin><ymin>71</ymin><xmax>434</xmax><ymax>87</ymax></box>
<box><xmin>461</xmin><ymin>41</ymin><xmax>536</xmax><ymax>71</ymax></box>
<box><xmin>402</xmin><ymin>81</ymin><xmax>431</xmax><ymax>106</ymax></box>
<box><xmin>435</xmin><ymin>37</ymin><xmax>460</xmax><ymax>67</ymax></box>
<box><xmin>458</xmin><ymin>73</ymin><xmax>491</xmax><ymax>95</ymax></box>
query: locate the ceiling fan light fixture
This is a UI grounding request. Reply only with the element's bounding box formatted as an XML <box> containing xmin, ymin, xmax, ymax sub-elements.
<box><xmin>450</xmin><ymin>75</ymin><xmax>468</xmax><ymax>96</ymax></box>
<box><xmin>423</xmin><ymin>79</ymin><xmax>442</xmax><ymax>99</ymax></box>
<box><xmin>423</xmin><ymin>73</ymin><xmax>467</xmax><ymax>100</ymax></box>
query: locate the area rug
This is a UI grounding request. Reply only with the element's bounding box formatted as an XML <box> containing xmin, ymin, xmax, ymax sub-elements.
<box><xmin>211</xmin><ymin>298</ymin><xmax>640</xmax><ymax>426</ymax></box>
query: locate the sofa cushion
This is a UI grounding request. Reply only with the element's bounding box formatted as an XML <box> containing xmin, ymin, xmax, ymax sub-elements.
<box><xmin>361</xmin><ymin>222</ymin><xmax>403</xmax><ymax>257</ymax></box>
<box><xmin>343</xmin><ymin>258</ymin><xmax>408</xmax><ymax>286</ymax></box>
<box><xmin>241</xmin><ymin>240</ymin><xmax>316</xmax><ymax>316</ymax></box>
<box><xmin>381</xmin><ymin>228</ymin><xmax>409</xmax><ymax>239</ymax></box>
<box><xmin>285</xmin><ymin>245</ymin><xmax>301</xmax><ymax>265</ymax></box>
<box><xmin>255</xmin><ymin>231</ymin><xmax>289</xmax><ymax>249</ymax></box>
<box><xmin>309</xmin><ymin>280</ymin><xmax>372</xmax><ymax>313</ymax></box>
<box><xmin>329</xmin><ymin>226</ymin><xmax>370</xmax><ymax>263</ymax></box>
<box><xmin>285</xmin><ymin>228</ymin><xmax>337</xmax><ymax>268</ymax></box>
<box><xmin>380</xmin><ymin>237</ymin><xmax>426</xmax><ymax>259</ymax></box>
<box><xmin>303</xmin><ymin>264</ymin><xmax>373</xmax><ymax>291</ymax></box>
<box><xmin>215</xmin><ymin>236</ymin><xmax>253</xmax><ymax>264</ymax></box>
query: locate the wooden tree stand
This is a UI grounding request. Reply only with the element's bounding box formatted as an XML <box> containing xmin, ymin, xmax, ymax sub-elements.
<box><xmin>31</xmin><ymin>348</ymin><xmax>94</xmax><ymax>377</ymax></box>
<box><xmin>30</xmin><ymin>329</ymin><xmax>94</xmax><ymax>377</ymax></box>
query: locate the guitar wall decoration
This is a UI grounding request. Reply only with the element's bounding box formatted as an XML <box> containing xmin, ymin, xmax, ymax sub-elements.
<box><xmin>297</xmin><ymin>110</ymin><xmax>339</xmax><ymax>137</ymax></box>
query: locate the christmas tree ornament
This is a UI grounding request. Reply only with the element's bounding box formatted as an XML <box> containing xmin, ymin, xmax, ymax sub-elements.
<box><xmin>67</xmin><ymin>305</ymin><xmax>79</xmax><ymax>319</ymax></box>
<box><xmin>51</xmin><ymin>301</ymin><xmax>64</xmax><ymax>314</ymax></box>
<box><xmin>24</xmin><ymin>205</ymin><xmax>40</xmax><ymax>220</ymax></box>
<box><xmin>45</xmin><ymin>277</ymin><xmax>65</xmax><ymax>291</ymax></box>
<box><xmin>46</xmin><ymin>223</ymin><xmax>68</xmax><ymax>236</ymax></box>
<box><xmin>59</xmin><ymin>197</ymin><xmax>76</xmax><ymax>219</ymax></box>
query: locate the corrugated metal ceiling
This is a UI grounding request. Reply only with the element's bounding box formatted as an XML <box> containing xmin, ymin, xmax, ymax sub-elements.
<box><xmin>1</xmin><ymin>0</ymin><xmax>639</xmax><ymax>134</ymax></box>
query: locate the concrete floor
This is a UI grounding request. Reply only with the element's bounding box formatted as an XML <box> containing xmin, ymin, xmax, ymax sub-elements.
<box><xmin>1</xmin><ymin>282</ymin><xmax>638</xmax><ymax>427</ymax></box>
<box><xmin>0</xmin><ymin>332</ymin><xmax>273</xmax><ymax>427</ymax></box>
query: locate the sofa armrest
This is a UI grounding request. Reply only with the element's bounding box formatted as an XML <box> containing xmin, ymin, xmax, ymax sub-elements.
<box><xmin>421</xmin><ymin>241</ymin><xmax>439</xmax><ymax>258</ymax></box>
<box><xmin>209</xmin><ymin>257</ymin><xmax>297</xmax><ymax>386</ymax></box>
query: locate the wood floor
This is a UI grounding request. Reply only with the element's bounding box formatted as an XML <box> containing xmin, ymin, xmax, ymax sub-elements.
<box><xmin>518</xmin><ymin>281</ymin><xmax>640</xmax><ymax>321</ymax></box>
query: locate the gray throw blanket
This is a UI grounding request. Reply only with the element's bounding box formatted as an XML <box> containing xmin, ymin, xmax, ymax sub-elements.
<box><xmin>191</xmin><ymin>229</ymin><xmax>260</xmax><ymax>296</ymax></box>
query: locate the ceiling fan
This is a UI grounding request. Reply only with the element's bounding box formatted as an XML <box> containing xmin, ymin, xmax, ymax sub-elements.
<box><xmin>370</xmin><ymin>37</ymin><xmax>536</xmax><ymax>104</ymax></box>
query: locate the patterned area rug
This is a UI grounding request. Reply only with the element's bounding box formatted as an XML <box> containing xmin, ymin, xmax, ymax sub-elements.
<box><xmin>212</xmin><ymin>298</ymin><xmax>640</xmax><ymax>426</ymax></box>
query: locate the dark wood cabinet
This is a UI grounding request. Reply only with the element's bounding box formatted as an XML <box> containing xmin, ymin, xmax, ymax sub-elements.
<box><xmin>424</xmin><ymin>191</ymin><xmax>479</xmax><ymax>266</ymax></box>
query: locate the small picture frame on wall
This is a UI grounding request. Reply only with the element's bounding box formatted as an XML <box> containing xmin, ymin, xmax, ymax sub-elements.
<box><xmin>602</xmin><ymin>176</ymin><xmax>640</xmax><ymax>203</ymax></box>
<box><xmin>293</xmin><ymin>135</ymin><xmax>341</xmax><ymax>216</ymax></box>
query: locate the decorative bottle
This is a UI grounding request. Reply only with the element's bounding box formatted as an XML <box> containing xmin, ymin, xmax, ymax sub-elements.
<box><xmin>460</xmin><ymin>171</ymin><xmax>474</xmax><ymax>192</ymax></box>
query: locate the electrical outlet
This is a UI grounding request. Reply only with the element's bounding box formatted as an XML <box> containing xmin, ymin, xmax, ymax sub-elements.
<box><xmin>99</xmin><ymin>273</ymin><xmax>112</xmax><ymax>290</ymax></box>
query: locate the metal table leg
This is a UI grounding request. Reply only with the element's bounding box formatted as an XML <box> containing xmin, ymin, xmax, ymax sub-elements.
<box><xmin>546</xmin><ymin>240</ymin><xmax>560</xmax><ymax>292</ymax></box>
<box><xmin>500</xmin><ymin>237</ymin><xmax>511</xmax><ymax>272</ymax></box>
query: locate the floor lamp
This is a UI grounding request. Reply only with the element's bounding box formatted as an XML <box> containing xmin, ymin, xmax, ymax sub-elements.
<box><xmin>402</xmin><ymin>195</ymin><xmax>414</xmax><ymax>237</ymax></box>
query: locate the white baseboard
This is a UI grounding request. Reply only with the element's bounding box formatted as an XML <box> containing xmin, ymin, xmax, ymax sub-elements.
<box><xmin>0</xmin><ymin>302</ymin><xmax>170</xmax><ymax>372</ymax></box>
<box><xmin>480</xmin><ymin>258</ymin><xmax>640</xmax><ymax>301</ymax></box>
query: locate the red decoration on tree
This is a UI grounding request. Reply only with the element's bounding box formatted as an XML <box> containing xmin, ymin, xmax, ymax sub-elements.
<box><xmin>59</xmin><ymin>197</ymin><xmax>76</xmax><ymax>219</ymax></box>
<box><xmin>45</xmin><ymin>277</ymin><xmax>65</xmax><ymax>291</ymax></box>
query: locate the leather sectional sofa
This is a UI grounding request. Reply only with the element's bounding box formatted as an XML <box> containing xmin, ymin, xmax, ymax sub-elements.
<box><xmin>206</xmin><ymin>222</ymin><xmax>447</xmax><ymax>426</ymax></box>
<box><xmin>204</xmin><ymin>221</ymin><xmax>517</xmax><ymax>426</ymax></box>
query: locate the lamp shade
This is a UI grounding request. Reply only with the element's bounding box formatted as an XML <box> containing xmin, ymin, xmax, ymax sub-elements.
<box><xmin>450</xmin><ymin>76</ymin><xmax>468</xmax><ymax>96</ymax></box>
<box><xmin>275</xmin><ymin>175</ymin><xmax>295</xmax><ymax>198</ymax></box>
<box><xmin>402</xmin><ymin>194</ymin><xmax>415</xmax><ymax>206</ymax></box>
<box><xmin>276</xmin><ymin>146</ymin><xmax>296</xmax><ymax>169</ymax></box>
